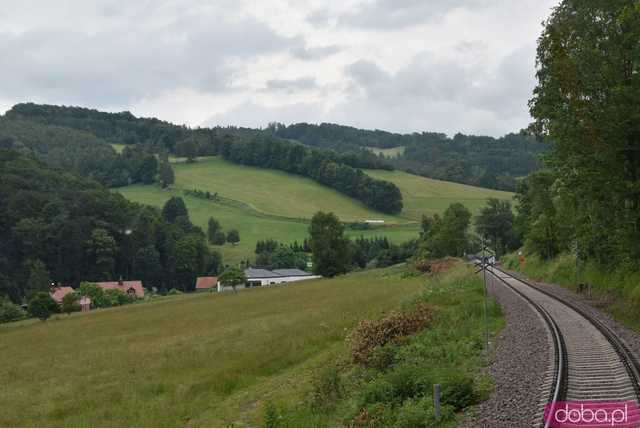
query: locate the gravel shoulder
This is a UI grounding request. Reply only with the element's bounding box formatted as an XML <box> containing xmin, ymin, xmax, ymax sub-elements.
<box><xmin>460</xmin><ymin>271</ymin><xmax>551</xmax><ymax>428</ymax></box>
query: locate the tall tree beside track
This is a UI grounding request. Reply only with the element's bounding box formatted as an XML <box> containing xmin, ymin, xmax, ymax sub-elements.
<box><xmin>529</xmin><ymin>0</ymin><xmax>640</xmax><ymax>265</ymax></box>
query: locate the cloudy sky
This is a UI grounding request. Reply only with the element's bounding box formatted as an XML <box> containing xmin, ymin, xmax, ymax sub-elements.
<box><xmin>0</xmin><ymin>0</ymin><xmax>557</xmax><ymax>137</ymax></box>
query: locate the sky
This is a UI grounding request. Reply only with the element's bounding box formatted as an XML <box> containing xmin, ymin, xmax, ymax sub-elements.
<box><xmin>0</xmin><ymin>0</ymin><xmax>558</xmax><ymax>137</ymax></box>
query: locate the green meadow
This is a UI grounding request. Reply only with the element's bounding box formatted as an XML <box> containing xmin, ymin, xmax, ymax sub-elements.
<box><xmin>116</xmin><ymin>156</ymin><xmax>512</xmax><ymax>263</ymax></box>
<box><xmin>0</xmin><ymin>266</ymin><xmax>424</xmax><ymax>428</ymax></box>
<box><xmin>170</xmin><ymin>157</ymin><xmax>404</xmax><ymax>223</ymax></box>
<box><xmin>365</xmin><ymin>169</ymin><xmax>514</xmax><ymax>220</ymax></box>
<box><xmin>117</xmin><ymin>186</ymin><xmax>420</xmax><ymax>264</ymax></box>
<box><xmin>367</xmin><ymin>146</ymin><xmax>406</xmax><ymax>158</ymax></box>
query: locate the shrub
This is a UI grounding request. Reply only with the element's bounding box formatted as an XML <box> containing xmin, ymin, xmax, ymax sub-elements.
<box><xmin>28</xmin><ymin>292</ymin><xmax>58</xmax><ymax>321</ymax></box>
<box><xmin>386</xmin><ymin>365</ymin><xmax>430</xmax><ymax>402</ymax></box>
<box><xmin>167</xmin><ymin>288</ymin><xmax>183</xmax><ymax>295</ymax></box>
<box><xmin>367</xmin><ymin>345</ymin><xmax>397</xmax><ymax>371</ymax></box>
<box><xmin>347</xmin><ymin>303</ymin><xmax>433</xmax><ymax>366</ymax></box>
<box><xmin>350</xmin><ymin>403</ymin><xmax>391</xmax><ymax>428</ymax></box>
<box><xmin>104</xmin><ymin>288</ymin><xmax>133</xmax><ymax>306</ymax></box>
<box><xmin>441</xmin><ymin>375</ymin><xmax>475</xmax><ymax>410</ymax></box>
<box><xmin>0</xmin><ymin>297</ymin><xmax>25</xmax><ymax>323</ymax></box>
<box><xmin>78</xmin><ymin>282</ymin><xmax>107</xmax><ymax>308</ymax></box>
<box><xmin>396</xmin><ymin>397</ymin><xmax>454</xmax><ymax>428</ymax></box>
<box><xmin>61</xmin><ymin>292</ymin><xmax>80</xmax><ymax>314</ymax></box>
<box><xmin>311</xmin><ymin>366</ymin><xmax>344</xmax><ymax>411</ymax></box>
<box><xmin>360</xmin><ymin>378</ymin><xmax>395</xmax><ymax>407</ymax></box>
<box><xmin>212</xmin><ymin>231</ymin><xmax>226</xmax><ymax>245</ymax></box>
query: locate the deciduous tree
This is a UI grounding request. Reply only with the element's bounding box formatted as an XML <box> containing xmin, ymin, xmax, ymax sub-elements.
<box><xmin>309</xmin><ymin>212</ymin><xmax>350</xmax><ymax>277</ymax></box>
<box><xmin>28</xmin><ymin>292</ymin><xmax>57</xmax><ymax>321</ymax></box>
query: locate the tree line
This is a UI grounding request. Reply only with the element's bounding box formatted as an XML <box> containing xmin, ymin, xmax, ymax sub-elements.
<box><xmin>268</xmin><ymin>122</ymin><xmax>548</xmax><ymax>191</ymax></box>
<box><xmin>510</xmin><ymin>1</ymin><xmax>640</xmax><ymax>271</ymax></box>
<box><xmin>219</xmin><ymin>136</ymin><xmax>403</xmax><ymax>214</ymax></box>
<box><xmin>3</xmin><ymin>103</ymin><xmax>402</xmax><ymax>214</ymax></box>
<box><xmin>0</xmin><ymin>117</ymin><xmax>170</xmax><ymax>188</ymax></box>
<box><xmin>0</xmin><ymin>150</ymin><xmax>220</xmax><ymax>304</ymax></box>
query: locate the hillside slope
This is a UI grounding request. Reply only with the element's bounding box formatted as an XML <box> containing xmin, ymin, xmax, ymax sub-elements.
<box><xmin>172</xmin><ymin>156</ymin><xmax>405</xmax><ymax>223</ymax></box>
<box><xmin>366</xmin><ymin>169</ymin><xmax>513</xmax><ymax>219</ymax></box>
<box><xmin>117</xmin><ymin>157</ymin><xmax>512</xmax><ymax>264</ymax></box>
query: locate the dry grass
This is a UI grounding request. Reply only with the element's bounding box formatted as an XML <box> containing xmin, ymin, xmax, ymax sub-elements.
<box><xmin>0</xmin><ymin>265</ymin><xmax>423</xmax><ymax>427</ymax></box>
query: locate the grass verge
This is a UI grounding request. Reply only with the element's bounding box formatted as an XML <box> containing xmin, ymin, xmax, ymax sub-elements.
<box><xmin>502</xmin><ymin>252</ymin><xmax>640</xmax><ymax>331</ymax></box>
<box><xmin>261</xmin><ymin>260</ymin><xmax>504</xmax><ymax>427</ymax></box>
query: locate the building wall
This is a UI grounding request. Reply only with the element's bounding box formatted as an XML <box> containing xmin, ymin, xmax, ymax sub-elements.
<box><xmin>217</xmin><ymin>283</ymin><xmax>246</xmax><ymax>292</ymax></box>
<box><xmin>218</xmin><ymin>275</ymin><xmax>321</xmax><ymax>292</ymax></box>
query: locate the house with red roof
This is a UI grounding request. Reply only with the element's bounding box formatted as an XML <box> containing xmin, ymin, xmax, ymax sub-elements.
<box><xmin>50</xmin><ymin>286</ymin><xmax>75</xmax><ymax>304</ymax></box>
<box><xmin>195</xmin><ymin>276</ymin><xmax>217</xmax><ymax>291</ymax></box>
<box><xmin>95</xmin><ymin>279</ymin><xmax>144</xmax><ymax>298</ymax></box>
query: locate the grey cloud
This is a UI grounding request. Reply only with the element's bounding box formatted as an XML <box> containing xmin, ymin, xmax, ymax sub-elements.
<box><xmin>340</xmin><ymin>0</ymin><xmax>470</xmax><ymax>30</ymax></box>
<box><xmin>305</xmin><ymin>8</ymin><xmax>333</xmax><ymax>27</ymax></box>
<box><xmin>290</xmin><ymin>44</ymin><xmax>341</xmax><ymax>60</ymax></box>
<box><xmin>345</xmin><ymin>60</ymin><xmax>392</xmax><ymax>94</ymax></box>
<box><xmin>337</xmin><ymin>45</ymin><xmax>536</xmax><ymax>135</ymax></box>
<box><xmin>204</xmin><ymin>100</ymin><xmax>323</xmax><ymax>128</ymax></box>
<box><xmin>265</xmin><ymin>77</ymin><xmax>318</xmax><ymax>92</ymax></box>
<box><xmin>0</xmin><ymin>14</ymin><xmax>300</xmax><ymax>106</ymax></box>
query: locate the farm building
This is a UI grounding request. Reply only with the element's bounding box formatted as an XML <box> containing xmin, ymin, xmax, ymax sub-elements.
<box><xmin>95</xmin><ymin>280</ymin><xmax>144</xmax><ymax>298</ymax></box>
<box><xmin>271</xmin><ymin>269</ymin><xmax>322</xmax><ymax>283</ymax></box>
<box><xmin>50</xmin><ymin>286</ymin><xmax>74</xmax><ymax>304</ymax></box>
<box><xmin>195</xmin><ymin>276</ymin><xmax>218</xmax><ymax>291</ymax></box>
<box><xmin>217</xmin><ymin>268</ymin><xmax>321</xmax><ymax>292</ymax></box>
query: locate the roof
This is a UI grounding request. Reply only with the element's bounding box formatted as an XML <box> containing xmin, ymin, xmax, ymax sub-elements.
<box><xmin>271</xmin><ymin>269</ymin><xmax>313</xmax><ymax>277</ymax></box>
<box><xmin>195</xmin><ymin>276</ymin><xmax>218</xmax><ymax>289</ymax></box>
<box><xmin>95</xmin><ymin>280</ymin><xmax>144</xmax><ymax>298</ymax></box>
<box><xmin>244</xmin><ymin>268</ymin><xmax>282</xmax><ymax>279</ymax></box>
<box><xmin>50</xmin><ymin>286</ymin><xmax>74</xmax><ymax>303</ymax></box>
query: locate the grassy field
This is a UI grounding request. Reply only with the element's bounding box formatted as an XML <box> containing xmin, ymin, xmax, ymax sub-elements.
<box><xmin>366</xmin><ymin>169</ymin><xmax>514</xmax><ymax>219</ymax></box>
<box><xmin>171</xmin><ymin>157</ymin><xmax>404</xmax><ymax>223</ymax></box>
<box><xmin>0</xmin><ymin>265</ymin><xmax>425</xmax><ymax>428</ymax></box>
<box><xmin>116</xmin><ymin>156</ymin><xmax>512</xmax><ymax>263</ymax></box>
<box><xmin>278</xmin><ymin>261</ymin><xmax>503</xmax><ymax>426</ymax></box>
<box><xmin>367</xmin><ymin>146</ymin><xmax>405</xmax><ymax>158</ymax></box>
<box><xmin>117</xmin><ymin>186</ymin><xmax>421</xmax><ymax>264</ymax></box>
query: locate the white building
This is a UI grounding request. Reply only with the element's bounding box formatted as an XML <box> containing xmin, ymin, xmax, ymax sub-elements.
<box><xmin>217</xmin><ymin>267</ymin><xmax>321</xmax><ymax>292</ymax></box>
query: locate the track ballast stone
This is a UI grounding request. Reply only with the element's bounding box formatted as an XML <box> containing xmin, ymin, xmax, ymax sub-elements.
<box><xmin>460</xmin><ymin>272</ymin><xmax>551</xmax><ymax>428</ymax></box>
<box><xmin>506</xmin><ymin>268</ymin><xmax>640</xmax><ymax>380</ymax></box>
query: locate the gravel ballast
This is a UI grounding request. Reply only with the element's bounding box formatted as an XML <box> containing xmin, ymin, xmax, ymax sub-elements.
<box><xmin>461</xmin><ymin>266</ymin><xmax>640</xmax><ymax>427</ymax></box>
<box><xmin>460</xmin><ymin>271</ymin><xmax>551</xmax><ymax>428</ymax></box>
<box><xmin>505</xmin><ymin>268</ymin><xmax>640</xmax><ymax>376</ymax></box>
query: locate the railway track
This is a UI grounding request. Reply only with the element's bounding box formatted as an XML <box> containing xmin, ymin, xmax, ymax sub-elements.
<box><xmin>481</xmin><ymin>263</ymin><xmax>640</xmax><ymax>427</ymax></box>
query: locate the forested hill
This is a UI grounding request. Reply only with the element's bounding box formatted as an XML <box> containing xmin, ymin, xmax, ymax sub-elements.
<box><xmin>0</xmin><ymin>149</ymin><xmax>216</xmax><ymax>302</ymax></box>
<box><xmin>268</xmin><ymin>122</ymin><xmax>549</xmax><ymax>191</ymax></box>
<box><xmin>2</xmin><ymin>103</ymin><xmax>402</xmax><ymax>214</ymax></box>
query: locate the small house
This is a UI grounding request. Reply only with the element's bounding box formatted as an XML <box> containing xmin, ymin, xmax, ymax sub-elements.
<box><xmin>217</xmin><ymin>267</ymin><xmax>321</xmax><ymax>292</ymax></box>
<box><xmin>245</xmin><ymin>268</ymin><xmax>283</xmax><ymax>287</ymax></box>
<box><xmin>96</xmin><ymin>280</ymin><xmax>144</xmax><ymax>298</ymax></box>
<box><xmin>50</xmin><ymin>286</ymin><xmax>74</xmax><ymax>304</ymax></box>
<box><xmin>271</xmin><ymin>269</ymin><xmax>322</xmax><ymax>283</ymax></box>
<box><xmin>195</xmin><ymin>276</ymin><xmax>218</xmax><ymax>292</ymax></box>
